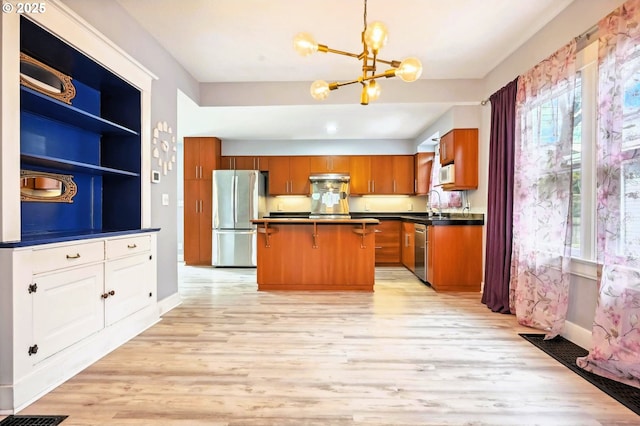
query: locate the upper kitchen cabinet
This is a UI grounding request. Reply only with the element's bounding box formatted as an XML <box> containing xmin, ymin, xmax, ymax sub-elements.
<box><xmin>349</xmin><ymin>155</ymin><xmax>414</xmax><ymax>195</ymax></box>
<box><xmin>221</xmin><ymin>156</ymin><xmax>269</xmax><ymax>171</ymax></box>
<box><xmin>415</xmin><ymin>153</ymin><xmax>434</xmax><ymax>195</ymax></box>
<box><xmin>184</xmin><ymin>137</ymin><xmax>221</xmax><ymax>180</ymax></box>
<box><xmin>268</xmin><ymin>156</ymin><xmax>310</xmax><ymax>195</ymax></box>
<box><xmin>309</xmin><ymin>156</ymin><xmax>350</xmax><ymax>174</ymax></box>
<box><xmin>438</xmin><ymin>129</ymin><xmax>478</xmax><ymax>191</ymax></box>
<box><xmin>391</xmin><ymin>155</ymin><xmax>415</xmax><ymax>194</ymax></box>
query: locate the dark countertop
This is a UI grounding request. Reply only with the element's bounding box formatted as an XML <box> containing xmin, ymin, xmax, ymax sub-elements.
<box><xmin>266</xmin><ymin>212</ymin><xmax>484</xmax><ymax>226</ymax></box>
<box><xmin>0</xmin><ymin>228</ymin><xmax>161</xmax><ymax>248</ymax></box>
<box><xmin>252</xmin><ymin>218</ymin><xmax>379</xmax><ymax>225</ymax></box>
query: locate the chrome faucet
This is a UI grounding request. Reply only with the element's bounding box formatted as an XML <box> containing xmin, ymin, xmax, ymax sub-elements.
<box><xmin>427</xmin><ymin>190</ymin><xmax>442</xmax><ymax>218</ymax></box>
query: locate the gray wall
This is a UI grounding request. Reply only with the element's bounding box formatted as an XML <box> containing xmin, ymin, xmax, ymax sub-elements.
<box><xmin>61</xmin><ymin>0</ymin><xmax>199</xmax><ymax>302</ymax></box>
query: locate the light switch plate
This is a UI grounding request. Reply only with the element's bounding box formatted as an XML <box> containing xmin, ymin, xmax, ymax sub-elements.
<box><xmin>162</xmin><ymin>193</ymin><xmax>169</xmax><ymax>206</ymax></box>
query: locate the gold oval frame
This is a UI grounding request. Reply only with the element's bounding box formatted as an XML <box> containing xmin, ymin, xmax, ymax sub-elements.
<box><xmin>20</xmin><ymin>170</ymin><xmax>77</xmax><ymax>203</ymax></box>
<box><xmin>20</xmin><ymin>52</ymin><xmax>76</xmax><ymax>105</ymax></box>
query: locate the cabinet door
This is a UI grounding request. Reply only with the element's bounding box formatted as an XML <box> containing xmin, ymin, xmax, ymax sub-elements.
<box><xmin>32</xmin><ymin>264</ymin><xmax>105</xmax><ymax>363</ymax></box>
<box><xmin>183</xmin><ymin>137</ymin><xmax>203</xmax><ymax>180</ymax></box>
<box><xmin>370</xmin><ymin>156</ymin><xmax>394</xmax><ymax>194</ymax></box>
<box><xmin>415</xmin><ymin>153</ymin><xmax>434</xmax><ymax>195</ymax></box>
<box><xmin>349</xmin><ymin>156</ymin><xmax>371</xmax><ymax>195</ymax></box>
<box><xmin>184</xmin><ymin>137</ymin><xmax>220</xmax><ymax>179</ymax></box>
<box><xmin>439</xmin><ymin>131</ymin><xmax>455</xmax><ymax>165</ymax></box>
<box><xmin>401</xmin><ymin>222</ymin><xmax>415</xmax><ymax>271</ymax></box>
<box><xmin>268</xmin><ymin>156</ymin><xmax>291</xmax><ymax>195</ymax></box>
<box><xmin>184</xmin><ymin>180</ymin><xmax>212</xmax><ymax>265</ymax></box>
<box><xmin>104</xmin><ymin>253</ymin><xmax>154</xmax><ymax>326</ymax></box>
<box><xmin>374</xmin><ymin>220</ymin><xmax>401</xmax><ymax>264</ymax></box>
<box><xmin>310</xmin><ymin>156</ymin><xmax>349</xmax><ymax>173</ymax></box>
<box><xmin>392</xmin><ymin>156</ymin><xmax>415</xmax><ymax>194</ymax></box>
<box><xmin>289</xmin><ymin>156</ymin><xmax>310</xmax><ymax>195</ymax></box>
<box><xmin>255</xmin><ymin>156</ymin><xmax>269</xmax><ymax>171</ymax></box>
<box><xmin>219</xmin><ymin>156</ymin><xmax>234</xmax><ymax>170</ymax></box>
<box><xmin>233</xmin><ymin>157</ymin><xmax>255</xmax><ymax>170</ymax></box>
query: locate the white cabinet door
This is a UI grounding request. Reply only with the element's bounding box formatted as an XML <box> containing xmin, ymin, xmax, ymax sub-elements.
<box><xmin>32</xmin><ymin>264</ymin><xmax>105</xmax><ymax>363</ymax></box>
<box><xmin>104</xmin><ymin>253</ymin><xmax>153</xmax><ymax>326</ymax></box>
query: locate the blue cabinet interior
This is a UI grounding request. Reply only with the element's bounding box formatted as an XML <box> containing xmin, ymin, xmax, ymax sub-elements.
<box><xmin>20</xmin><ymin>17</ymin><xmax>142</xmax><ymax>239</ymax></box>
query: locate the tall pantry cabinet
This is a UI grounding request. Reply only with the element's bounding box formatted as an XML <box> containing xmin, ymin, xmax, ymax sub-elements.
<box><xmin>183</xmin><ymin>137</ymin><xmax>221</xmax><ymax>265</ymax></box>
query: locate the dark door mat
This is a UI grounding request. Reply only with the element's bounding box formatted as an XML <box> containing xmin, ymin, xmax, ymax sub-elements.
<box><xmin>520</xmin><ymin>333</ymin><xmax>640</xmax><ymax>416</ymax></box>
<box><xmin>0</xmin><ymin>416</ymin><xmax>67</xmax><ymax>426</ymax></box>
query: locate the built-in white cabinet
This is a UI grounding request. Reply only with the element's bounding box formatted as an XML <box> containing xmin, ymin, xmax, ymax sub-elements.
<box><xmin>0</xmin><ymin>233</ymin><xmax>158</xmax><ymax>413</ymax></box>
<box><xmin>0</xmin><ymin>1</ymin><xmax>158</xmax><ymax>413</ymax></box>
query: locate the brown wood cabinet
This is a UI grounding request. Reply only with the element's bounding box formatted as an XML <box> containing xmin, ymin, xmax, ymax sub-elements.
<box><xmin>268</xmin><ymin>156</ymin><xmax>310</xmax><ymax>195</ymax></box>
<box><xmin>401</xmin><ymin>221</ymin><xmax>415</xmax><ymax>272</ymax></box>
<box><xmin>184</xmin><ymin>137</ymin><xmax>220</xmax><ymax>181</ymax></box>
<box><xmin>392</xmin><ymin>155</ymin><xmax>415</xmax><ymax>194</ymax></box>
<box><xmin>220</xmin><ymin>156</ymin><xmax>269</xmax><ymax>171</ymax></box>
<box><xmin>415</xmin><ymin>153</ymin><xmax>434</xmax><ymax>195</ymax></box>
<box><xmin>183</xmin><ymin>137</ymin><xmax>221</xmax><ymax>265</ymax></box>
<box><xmin>374</xmin><ymin>220</ymin><xmax>401</xmax><ymax>265</ymax></box>
<box><xmin>309</xmin><ymin>156</ymin><xmax>350</xmax><ymax>173</ymax></box>
<box><xmin>428</xmin><ymin>225</ymin><xmax>482</xmax><ymax>291</ymax></box>
<box><xmin>439</xmin><ymin>129</ymin><xmax>478</xmax><ymax>191</ymax></box>
<box><xmin>349</xmin><ymin>155</ymin><xmax>414</xmax><ymax>195</ymax></box>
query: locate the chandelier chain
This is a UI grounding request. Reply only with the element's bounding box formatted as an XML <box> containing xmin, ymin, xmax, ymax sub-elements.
<box><xmin>363</xmin><ymin>0</ymin><xmax>367</xmax><ymax>32</ymax></box>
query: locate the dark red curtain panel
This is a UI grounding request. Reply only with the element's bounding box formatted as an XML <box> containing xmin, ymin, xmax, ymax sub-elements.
<box><xmin>481</xmin><ymin>78</ymin><xmax>518</xmax><ymax>313</ymax></box>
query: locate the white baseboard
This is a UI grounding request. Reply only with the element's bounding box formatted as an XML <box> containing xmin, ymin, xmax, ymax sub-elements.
<box><xmin>157</xmin><ymin>292</ymin><xmax>182</xmax><ymax>316</ymax></box>
<box><xmin>562</xmin><ymin>320</ymin><xmax>592</xmax><ymax>350</ymax></box>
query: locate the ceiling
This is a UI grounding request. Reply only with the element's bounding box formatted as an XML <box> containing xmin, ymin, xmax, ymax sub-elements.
<box><xmin>116</xmin><ymin>0</ymin><xmax>574</xmax><ymax>142</ymax></box>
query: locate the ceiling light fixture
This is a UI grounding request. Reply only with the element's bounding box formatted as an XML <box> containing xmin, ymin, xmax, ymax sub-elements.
<box><xmin>293</xmin><ymin>0</ymin><xmax>423</xmax><ymax>105</ymax></box>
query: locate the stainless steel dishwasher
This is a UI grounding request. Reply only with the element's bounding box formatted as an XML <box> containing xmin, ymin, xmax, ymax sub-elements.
<box><xmin>414</xmin><ymin>224</ymin><xmax>427</xmax><ymax>281</ymax></box>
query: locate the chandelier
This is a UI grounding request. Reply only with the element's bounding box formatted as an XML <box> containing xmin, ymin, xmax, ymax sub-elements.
<box><xmin>293</xmin><ymin>0</ymin><xmax>423</xmax><ymax>105</ymax></box>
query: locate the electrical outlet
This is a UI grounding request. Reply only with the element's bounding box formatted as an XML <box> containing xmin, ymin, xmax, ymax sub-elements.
<box><xmin>407</xmin><ymin>203</ymin><xmax>413</xmax><ymax>211</ymax></box>
<box><xmin>365</xmin><ymin>202</ymin><xmax>370</xmax><ymax>211</ymax></box>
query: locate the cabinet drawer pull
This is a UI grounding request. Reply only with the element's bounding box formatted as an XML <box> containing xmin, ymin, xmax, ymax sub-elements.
<box><xmin>127</xmin><ymin>244</ymin><xmax>137</xmax><ymax>249</ymax></box>
<box><xmin>66</xmin><ymin>253</ymin><xmax>81</xmax><ymax>259</ymax></box>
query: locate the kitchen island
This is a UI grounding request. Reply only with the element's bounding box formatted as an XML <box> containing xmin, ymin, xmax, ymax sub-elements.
<box><xmin>251</xmin><ymin>218</ymin><xmax>380</xmax><ymax>291</ymax></box>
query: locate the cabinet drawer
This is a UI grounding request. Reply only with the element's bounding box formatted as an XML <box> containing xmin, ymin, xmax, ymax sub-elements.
<box><xmin>106</xmin><ymin>235</ymin><xmax>151</xmax><ymax>259</ymax></box>
<box><xmin>31</xmin><ymin>241</ymin><xmax>104</xmax><ymax>274</ymax></box>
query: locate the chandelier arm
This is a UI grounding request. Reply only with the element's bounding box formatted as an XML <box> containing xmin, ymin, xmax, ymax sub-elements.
<box><xmin>322</xmin><ymin>46</ymin><xmax>365</xmax><ymax>60</ymax></box>
<box><xmin>370</xmin><ymin>58</ymin><xmax>401</xmax><ymax>68</ymax></box>
<box><xmin>362</xmin><ymin>69</ymin><xmax>398</xmax><ymax>81</ymax></box>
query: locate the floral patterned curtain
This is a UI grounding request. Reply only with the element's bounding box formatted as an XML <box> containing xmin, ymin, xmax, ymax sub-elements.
<box><xmin>577</xmin><ymin>0</ymin><xmax>640</xmax><ymax>388</ymax></box>
<box><xmin>509</xmin><ymin>41</ymin><xmax>578</xmax><ymax>339</ymax></box>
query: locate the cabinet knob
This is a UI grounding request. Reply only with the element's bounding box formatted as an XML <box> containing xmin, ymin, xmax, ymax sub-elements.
<box><xmin>101</xmin><ymin>292</ymin><xmax>109</xmax><ymax>299</ymax></box>
<box><xmin>109</xmin><ymin>290</ymin><xmax>115</xmax><ymax>296</ymax></box>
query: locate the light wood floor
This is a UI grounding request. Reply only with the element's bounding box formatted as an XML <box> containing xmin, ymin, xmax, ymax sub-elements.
<box><xmin>9</xmin><ymin>266</ymin><xmax>639</xmax><ymax>425</ymax></box>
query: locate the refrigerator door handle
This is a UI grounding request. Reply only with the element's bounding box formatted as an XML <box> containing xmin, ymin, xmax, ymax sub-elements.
<box><xmin>233</xmin><ymin>175</ymin><xmax>238</xmax><ymax>224</ymax></box>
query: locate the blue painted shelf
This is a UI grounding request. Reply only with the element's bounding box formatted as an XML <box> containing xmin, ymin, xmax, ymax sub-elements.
<box><xmin>21</xmin><ymin>154</ymin><xmax>140</xmax><ymax>177</ymax></box>
<box><xmin>20</xmin><ymin>86</ymin><xmax>139</xmax><ymax>136</ymax></box>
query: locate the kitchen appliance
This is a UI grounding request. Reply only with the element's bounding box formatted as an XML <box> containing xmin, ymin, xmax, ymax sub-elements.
<box><xmin>414</xmin><ymin>223</ymin><xmax>427</xmax><ymax>282</ymax></box>
<box><xmin>309</xmin><ymin>174</ymin><xmax>350</xmax><ymax>219</ymax></box>
<box><xmin>439</xmin><ymin>164</ymin><xmax>455</xmax><ymax>185</ymax></box>
<box><xmin>212</xmin><ymin>170</ymin><xmax>265</xmax><ymax>266</ymax></box>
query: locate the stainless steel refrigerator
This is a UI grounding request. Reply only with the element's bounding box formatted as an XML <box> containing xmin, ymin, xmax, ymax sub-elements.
<box><xmin>212</xmin><ymin>170</ymin><xmax>265</xmax><ymax>266</ymax></box>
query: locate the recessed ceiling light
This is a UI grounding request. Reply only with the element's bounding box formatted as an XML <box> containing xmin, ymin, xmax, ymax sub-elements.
<box><xmin>326</xmin><ymin>123</ymin><xmax>337</xmax><ymax>134</ymax></box>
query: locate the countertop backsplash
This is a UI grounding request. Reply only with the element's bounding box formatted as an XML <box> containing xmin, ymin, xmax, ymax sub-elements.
<box><xmin>267</xmin><ymin>195</ymin><xmax>429</xmax><ymax>214</ymax></box>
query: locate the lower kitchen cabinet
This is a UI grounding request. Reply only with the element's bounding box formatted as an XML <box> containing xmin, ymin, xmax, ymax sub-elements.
<box><xmin>0</xmin><ymin>232</ymin><xmax>158</xmax><ymax>412</ymax></box>
<box><xmin>374</xmin><ymin>220</ymin><xmax>401</xmax><ymax>265</ymax></box>
<box><xmin>428</xmin><ymin>225</ymin><xmax>482</xmax><ymax>291</ymax></box>
<box><xmin>401</xmin><ymin>222</ymin><xmax>415</xmax><ymax>272</ymax></box>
